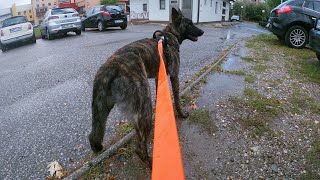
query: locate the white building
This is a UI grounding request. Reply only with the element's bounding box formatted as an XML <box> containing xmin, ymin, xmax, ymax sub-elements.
<box><xmin>130</xmin><ymin>0</ymin><xmax>231</xmax><ymax>23</ymax></box>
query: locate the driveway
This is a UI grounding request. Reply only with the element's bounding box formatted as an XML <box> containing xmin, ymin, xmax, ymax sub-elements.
<box><xmin>0</xmin><ymin>22</ymin><xmax>268</xmax><ymax>179</ymax></box>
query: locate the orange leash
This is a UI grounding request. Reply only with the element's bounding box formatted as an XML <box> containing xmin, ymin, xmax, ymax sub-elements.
<box><xmin>152</xmin><ymin>39</ymin><xmax>185</xmax><ymax>180</ymax></box>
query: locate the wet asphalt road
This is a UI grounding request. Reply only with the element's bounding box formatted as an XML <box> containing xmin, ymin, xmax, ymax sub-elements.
<box><xmin>0</xmin><ymin>22</ymin><xmax>268</xmax><ymax>179</ymax></box>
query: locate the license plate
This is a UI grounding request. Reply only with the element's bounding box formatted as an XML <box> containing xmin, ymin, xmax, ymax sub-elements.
<box><xmin>114</xmin><ymin>20</ymin><xmax>123</xmax><ymax>23</ymax></box>
<box><xmin>10</xmin><ymin>27</ymin><xmax>22</xmax><ymax>33</ymax></box>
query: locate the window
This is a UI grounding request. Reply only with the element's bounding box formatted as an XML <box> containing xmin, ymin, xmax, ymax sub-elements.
<box><xmin>222</xmin><ymin>9</ymin><xmax>226</xmax><ymax>14</ymax></box>
<box><xmin>30</xmin><ymin>15</ymin><xmax>32</xmax><ymax>18</ymax></box>
<box><xmin>183</xmin><ymin>0</ymin><xmax>191</xmax><ymax>9</ymax></box>
<box><xmin>304</xmin><ymin>1</ymin><xmax>314</xmax><ymax>9</ymax></box>
<box><xmin>18</xmin><ymin>12</ymin><xmax>21</xmax><ymax>15</ymax></box>
<box><xmin>215</xmin><ymin>2</ymin><xmax>218</xmax><ymax>13</ymax></box>
<box><xmin>143</xmin><ymin>4</ymin><xmax>147</xmax><ymax>11</ymax></box>
<box><xmin>42</xmin><ymin>4</ymin><xmax>45</xmax><ymax>7</ymax></box>
<box><xmin>223</xmin><ymin>1</ymin><xmax>226</xmax><ymax>7</ymax></box>
<box><xmin>160</xmin><ymin>0</ymin><xmax>165</xmax><ymax>10</ymax></box>
<box><xmin>29</xmin><ymin>10</ymin><xmax>31</xmax><ymax>13</ymax></box>
<box><xmin>24</xmin><ymin>11</ymin><xmax>26</xmax><ymax>15</ymax></box>
<box><xmin>211</xmin><ymin>0</ymin><xmax>213</xmax><ymax>7</ymax></box>
<box><xmin>204</xmin><ymin>0</ymin><xmax>207</xmax><ymax>6</ymax></box>
<box><xmin>37</xmin><ymin>4</ymin><xmax>39</xmax><ymax>8</ymax></box>
<box><xmin>86</xmin><ymin>8</ymin><xmax>94</xmax><ymax>16</ymax></box>
<box><xmin>48</xmin><ymin>3</ymin><xmax>51</xmax><ymax>6</ymax></box>
<box><xmin>93</xmin><ymin>6</ymin><xmax>101</xmax><ymax>14</ymax></box>
<box><xmin>314</xmin><ymin>2</ymin><xmax>320</xmax><ymax>12</ymax></box>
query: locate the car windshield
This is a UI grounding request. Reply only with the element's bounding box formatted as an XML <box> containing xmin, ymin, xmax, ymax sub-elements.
<box><xmin>2</xmin><ymin>16</ymin><xmax>27</xmax><ymax>28</ymax></box>
<box><xmin>51</xmin><ymin>8</ymin><xmax>76</xmax><ymax>15</ymax></box>
<box><xmin>106</xmin><ymin>5</ymin><xmax>123</xmax><ymax>12</ymax></box>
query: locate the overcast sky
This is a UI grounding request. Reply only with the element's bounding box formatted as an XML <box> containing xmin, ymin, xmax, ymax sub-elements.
<box><xmin>0</xmin><ymin>0</ymin><xmax>31</xmax><ymax>9</ymax></box>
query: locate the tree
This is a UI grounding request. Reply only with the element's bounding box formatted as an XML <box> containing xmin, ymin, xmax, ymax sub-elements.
<box><xmin>266</xmin><ymin>0</ymin><xmax>282</xmax><ymax>9</ymax></box>
<box><xmin>101</xmin><ymin>0</ymin><xmax>118</xmax><ymax>5</ymax></box>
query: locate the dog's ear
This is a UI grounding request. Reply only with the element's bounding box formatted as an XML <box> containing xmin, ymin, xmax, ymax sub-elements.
<box><xmin>172</xmin><ymin>8</ymin><xmax>182</xmax><ymax>26</ymax></box>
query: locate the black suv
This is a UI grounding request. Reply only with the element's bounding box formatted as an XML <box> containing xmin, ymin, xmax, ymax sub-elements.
<box><xmin>81</xmin><ymin>5</ymin><xmax>127</xmax><ymax>32</ymax></box>
<box><xmin>310</xmin><ymin>18</ymin><xmax>320</xmax><ymax>61</ymax></box>
<box><xmin>267</xmin><ymin>0</ymin><xmax>320</xmax><ymax>48</ymax></box>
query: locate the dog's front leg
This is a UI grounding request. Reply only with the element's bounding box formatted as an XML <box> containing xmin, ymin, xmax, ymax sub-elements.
<box><xmin>170</xmin><ymin>76</ymin><xmax>189</xmax><ymax>118</ymax></box>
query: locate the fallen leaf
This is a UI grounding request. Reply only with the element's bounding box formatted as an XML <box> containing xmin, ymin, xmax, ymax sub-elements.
<box><xmin>191</xmin><ymin>101</ymin><xmax>197</xmax><ymax>110</ymax></box>
<box><xmin>47</xmin><ymin>161</ymin><xmax>64</xmax><ymax>178</ymax></box>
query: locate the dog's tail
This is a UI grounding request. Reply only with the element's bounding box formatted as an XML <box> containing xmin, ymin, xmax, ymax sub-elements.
<box><xmin>89</xmin><ymin>67</ymin><xmax>118</xmax><ymax>152</ymax></box>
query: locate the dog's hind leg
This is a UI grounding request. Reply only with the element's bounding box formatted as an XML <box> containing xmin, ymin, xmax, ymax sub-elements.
<box><xmin>89</xmin><ymin>82</ymin><xmax>114</xmax><ymax>153</ymax></box>
<box><xmin>132</xmin><ymin>82</ymin><xmax>153</xmax><ymax>169</ymax></box>
<box><xmin>170</xmin><ymin>76</ymin><xmax>189</xmax><ymax>118</ymax></box>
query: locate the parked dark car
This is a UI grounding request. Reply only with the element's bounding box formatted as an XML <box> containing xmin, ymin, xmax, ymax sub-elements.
<box><xmin>81</xmin><ymin>5</ymin><xmax>127</xmax><ymax>32</ymax></box>
<box><xmin>310</xmin><ymin>18</ymin><xmax>320</xmax><ymax>61</ymax></box>
<box><xmin>267</xmin><ymin>0</ymin><xmax>320</xmax><ymax>48</ymax></box>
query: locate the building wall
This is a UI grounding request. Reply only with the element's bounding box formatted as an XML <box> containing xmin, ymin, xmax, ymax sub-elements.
<box><xmin>197</xmin><ymin>0</ymin><xmax>230</xmax><ymax>22</ymax></box>
<box><xmin>130</xmin><ymin>0</ymin><xmax>149</xmax><ymax>20</ymax></box>
<box><xmin>149</xmin><ymin>0</ymin><xmax>169</xmax><ymax>21</ymax></box>
<box><xmin>12</xmin><ymin>4</ymin><xmax>35</xmax><ymax>23</ymax></box>
<box><xmin>31</xmin><ymin>0</ymin><xmax>59</xmax><ymax>25</ymax></box>
<box><xmin>130</xmin><ymin>0</ymin><xmax>231</xmax><ymax>23</ymax></box>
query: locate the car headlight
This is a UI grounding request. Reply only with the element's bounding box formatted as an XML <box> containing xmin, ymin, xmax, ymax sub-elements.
<box><xmin>316</xmin><ymin>19</ymin><xmax>320</xmax><ymax>30</ymax></box>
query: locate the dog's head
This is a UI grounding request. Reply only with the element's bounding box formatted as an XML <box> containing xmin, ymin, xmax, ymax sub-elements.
<box><xmin>171</xmin><ymin>8</ymin><xmax>204</xmax><ymax>43</ymax></box>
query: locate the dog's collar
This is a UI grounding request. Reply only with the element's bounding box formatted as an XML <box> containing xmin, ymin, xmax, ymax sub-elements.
<box><xmin>153</xmin><ymin>30</ymin><xmax>179</xmax><ymax>52</ymax></box>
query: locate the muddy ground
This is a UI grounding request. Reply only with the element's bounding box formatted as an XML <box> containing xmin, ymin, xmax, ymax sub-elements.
<box><xmin>79</xmin><ymin>34</ymin><xmax>320</xmax><ymax>180</ymax></box>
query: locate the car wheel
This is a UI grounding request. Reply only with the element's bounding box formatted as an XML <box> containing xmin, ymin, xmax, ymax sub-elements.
<box><xmin>0</xmin><ymin>44</ymin><xmax>7</xmax><ymax>52</ymax></box>
<box><xmin>317</xmin><ymin>53</ymin><xmax>320</xmax><ymax>61</ymax></box>
<box><xmin>76</xmin><ymin>30</ymin><xmax>81</xmax><ymax>35</ymax></box>
<box><xmin>31</xmin><ymin>34</ymin><xmax>36</xmax><ymax>43</ymax></box>
<box><xmin>98</xmin><ymin>21</ymin><xmax>105</xmax><ymax>32</ymax></box>
<box><xmin>120</xmin><ymin>24</ymin><xmax>127</xmax><ymax>30</ymax></box>
<box><xmin>47</xmin><ymin>29</ymin><xmax>54</xmax><ymax>40</ymax></box>
<box><xmin>285</xmin><ymin>25</ymin><xmax>308</xmax><ymax>49</ymax></box>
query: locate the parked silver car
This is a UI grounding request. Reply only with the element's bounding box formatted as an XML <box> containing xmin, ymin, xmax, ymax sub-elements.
<box><xmin>40</xmin><ymin>7</ymin><xmax>81</xmax><ymax>40</ymax></box>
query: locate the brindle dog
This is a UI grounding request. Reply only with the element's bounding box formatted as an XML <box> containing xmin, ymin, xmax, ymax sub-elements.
<box><xmin>89</xmin><ymin>8</ymin><xmax>204</xmax><ymax>168</ymax></box>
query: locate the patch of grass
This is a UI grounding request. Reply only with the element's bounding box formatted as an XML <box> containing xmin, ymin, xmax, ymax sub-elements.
<box><xmin>287</xmin><ymin>90</ymin><xmax>316</xmax><ymax>115</ymax></box>
<box><xmin>241</xmin><ymin>56</ymin><xmax>256</xmax><ymax>63</ymax></box>
<box><xmin>265</xmin><ymin>79</ymin><xmax>282</xmax><ymax>87</ymax></box>
<box><xmin>213</xmin><ymin>65</ymin><xmax>223</xmax><ymax>72</ymax></box>
<box><xmin>251</xmin><ymin>64</ymin><xmax>268</xmax><ymax>72</ymax></box>
<box><xmin>82</xmin><ymin>163</ymin><xmax>104</xmax><ymax>180</ymax></box>
<box><xmin>34</xmin><ymin>27</ymin><xmax>41</xmax><ymax>39</ymax></box>
<box><xmin>303</xmin><ymin>137</ymin><xmax>320</xmax><ymax>179</ymax></box>
<box><xmin>225</xmin><ymin>70</ymin><xmax>246</xmax><ymax>76</ymax></box>
<box><xmin>118</xmin><ymin>122</ymin><xmax>134</xmax><ymax>137</ymax></box>
<box><xmin>248</xmin><ymin>34</ymin><xmax>320</xmax><ymax>84</ymax></box>
<box><xmin>228</xmin><ymin>88</ymin><xmax>282</xmax><ymax>137</ymax></box>
<box><xmin>310</xmin><ymin>103</ymin><xmax>320</xmax><ymax>114</ymax></box>
<box><xmin>244</xmin><ymin>75</ymin><xmax>256</xmax><ymax>83</ymax></box>
<box><xmin>181</xmin><ymin>94</ymin><xmax>193</xmax><ymax>107</ymax></box>
<box><xmin>188</xmin><ymin>109</ymin><xmax>217</xmax><ymax>134</ymax></box>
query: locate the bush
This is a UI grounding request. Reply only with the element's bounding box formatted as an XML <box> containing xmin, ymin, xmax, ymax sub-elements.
<box><xmin>232</xmin><ymin>2</ymin><xmax>270</xmax><ymax>22</ymax></box>
<box><xmin>101</xmin><ymin>0</ymin><xmax>117</xmax><ymax>5</ymax></box>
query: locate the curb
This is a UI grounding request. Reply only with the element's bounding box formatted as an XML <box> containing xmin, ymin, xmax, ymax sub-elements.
<box><xmin>63</xmin><ymin>44</ymin><xmax>236</xmax><ymax>179</ymax></box>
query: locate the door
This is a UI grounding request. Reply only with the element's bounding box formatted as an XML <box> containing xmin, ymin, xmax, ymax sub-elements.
<box><xmin>182</xmin><ymin>0</ymin><xmax>192</xmax><ymax>19</ymax></box>
<box><xmin>90</xmin><ymin>6</ymin><xmax>101</xmax><ymax>28</ymax></box>
<box><xmin>83</xmin><ymin>8</ymin><xmax>94</xmax><ymax>28</ymax></box>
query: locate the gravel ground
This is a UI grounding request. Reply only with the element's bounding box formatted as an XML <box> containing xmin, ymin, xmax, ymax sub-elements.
<box><xmin>83</xmin><ymin>33</ymin><xmax>320</xmax><ymax>179</ymax></box>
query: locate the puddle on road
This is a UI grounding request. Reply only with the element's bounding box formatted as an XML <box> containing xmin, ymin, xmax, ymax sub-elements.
<box><xmin>197</xmin><ymin>73</ymin><xmax>245</xmax><ymax>108</ymax></box>
<box><xmin>197</xmin><ymin>46</ymin><xmax>249</xmax><ymax>108</ymax></box>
